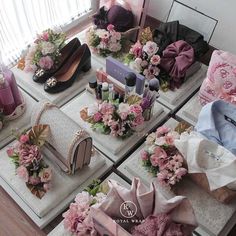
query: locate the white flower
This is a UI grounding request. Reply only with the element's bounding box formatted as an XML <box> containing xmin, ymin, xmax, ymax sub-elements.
<box><xmin>41</xmin><ymin>42</ymin><xmax>55</xmax><ymax>55</ymax></box>
<box><xmin>109</xmin><ymin>42</ymin><xmax>121</xmax><ymax>52</ymax></box>
<box><xmin>155</xmin><ymin>136</ymin><xmax>166</xmax><ymax>146</ymax></box>
<box><xmin>96</xmin><ymin>29</ymin><xmax>109</xmax><ymax>39</ymax></box>
<box><xmin>129</xmin><ymin>60</ymin><xmax>142</xmax><ymax>73</ymax></box>
<box><xmin>87</xmin><ymin>104</ymin><xmax>99</xmax><ymax>116</ymax></box>
<box><xmin>145</xmin><ymin>132</ymin><xmax>156</xmax><ymax>145</ymax></box>
<box><xmin>148</xmin><ymin>144</ymin><xmax>157</xmax><ymax>154</ymax></box>
<box><xmin>143</xmin><ymin>41</ymin><xmax>159</xmax><ymax>57</ymax></box>
<box><xmin>75</xmin><ymin>191</ymin><xmax>92</xmax><ymax>208</ymax></box>
<box><xmin>118</xmin><ymin>103</ymin><xmax>130</xmax><ymax>113</ymax></box>
<box><xmin>110</xmin><ymin>31</ymin><xmax>121</xmax><ymax>41</ymax></box>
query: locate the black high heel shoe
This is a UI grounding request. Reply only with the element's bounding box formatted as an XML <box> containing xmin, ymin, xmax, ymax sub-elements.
<box><xmin>44</xmin><ymin>44</ymin><xmax>91</xmax><ymax>93</ymax></box>
<box><xmin>33</xmin><ymin>38</ymin><xmax>81</xmax><ymax>83</ymax></box>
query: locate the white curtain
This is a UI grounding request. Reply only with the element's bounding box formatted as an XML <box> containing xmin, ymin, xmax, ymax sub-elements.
<box><xmin>0</xmin><ymin>0</ymin><xmax>93</xmax><ymax>65</ymax></box>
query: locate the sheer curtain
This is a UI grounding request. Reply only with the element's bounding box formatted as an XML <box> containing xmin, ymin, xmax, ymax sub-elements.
<box><xmin>0</xmin><ymin>0</ymin><xmax>95</xmax><ymax>65</ymax></box>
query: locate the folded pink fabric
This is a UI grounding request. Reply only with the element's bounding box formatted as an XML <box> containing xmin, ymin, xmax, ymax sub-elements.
<box><xmin>160</xmin><ymin>40</ymin><xmax>194</xmax><ymax>88</ymax></box>
<box><xmin>98</xmin><ymin>178</ymin><xmax>197</xmax><ymax>235</ymax></box>
<box><xmin>199</xmin><ymin>50</ymin><xmax>236</xmax><ymax>106</ymax></box>
<box><xmin>131</xmin><ymin>214</ymin><xmax>184</xmax><ymax>236</ymax></box>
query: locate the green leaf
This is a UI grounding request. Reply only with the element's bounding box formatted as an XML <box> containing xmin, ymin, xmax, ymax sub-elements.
<box><xmin>28</xmin><ymin>124</ymin><xmax>50</xmax><ymax>147</ymax></box>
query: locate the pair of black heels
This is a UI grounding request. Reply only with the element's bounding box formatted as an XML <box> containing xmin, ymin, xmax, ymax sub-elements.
<box><xmin>33</xmin><ymin>38</ymin><xmax>91</xmax><ymax>93</ymax></box>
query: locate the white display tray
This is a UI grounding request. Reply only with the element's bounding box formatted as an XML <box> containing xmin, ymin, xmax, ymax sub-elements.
<box><xmin>0</xmin><ymin>143</ymin><xmax>113</xmax><ymax>228</ymax></box>
<box><xmin>117</xmin><ymin>118</ymin><xmax>236</xmax><ymax>236</ymax></box>
<box><xmin>157</xmin><ymin>64</ymin><xmax>207</xmax><ymax>112</ymax></box>
<box><xmin>176</xmin><ymin>93</ymin><xmax>203</xmax><ymax>126</ymax></box>
<box><xmin>61</xmin><ymin>91</ymin><xmax>170</xmax><ymax>163</ymax></box>
<box><xmin>0</xmin><ymin>88</ymin><xmax>37</xmax><ymax>149</ymax></box>
<box><xmin>47</xmin><ymin>172</ymin><xmax>130</xmax><ymax>236</ymax></box>
<box><xmin>12</xmin><ymin>57</ymin><xmax>103</xmax><ymax>107</ymax></box>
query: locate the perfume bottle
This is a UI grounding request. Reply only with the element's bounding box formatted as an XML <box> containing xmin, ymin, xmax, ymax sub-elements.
<box><xmin>0</xmin><ymin>73</ymin><xmax>16</xmax><ymax>115</ymax></box>
<box><xmin>102</xmin><ymin>82</ymin><xmax>109</xmax><ymax>101</ymax></box>
<box><xmin>108</xmin><ymin>84</ymin><xmax>114</xmax><ymax>101</ymax></box>
<box><xmin>125</xmin><ymin>72</ymin><xmax>136</xmax><ymax>101</ymax></box>
<box><xmin>3</xmin><ymin>68</ymin><xmax>23</xmax><ymax>106</ymax></box>
<box><xmin>88</xmin><ymin>78</ymin><xmax>99</xmax><ymax>99</ymax></box>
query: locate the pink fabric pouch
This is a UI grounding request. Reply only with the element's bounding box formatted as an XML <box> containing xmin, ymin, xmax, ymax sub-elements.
<box><xmin>199</xmin><ymin>50</ymin><xmax>236</xmax><ymax>106</ymax></box>
<box><xmin>91</xmin><ymin>178</ymin><xmax>198</xmax><ymax>236</ymax></box>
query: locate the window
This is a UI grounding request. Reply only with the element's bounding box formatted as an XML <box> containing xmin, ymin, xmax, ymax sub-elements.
<box><xmin>0</xmin><ymin>0</ymin><xmax>98</xmax><ymax>65</ymax></box>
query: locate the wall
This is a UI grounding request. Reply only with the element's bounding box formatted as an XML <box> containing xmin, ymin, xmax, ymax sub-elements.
<box><xmin>147</xmin><ymin>0</ymin><xmax>236</xmax><ymax>54</ymax></box>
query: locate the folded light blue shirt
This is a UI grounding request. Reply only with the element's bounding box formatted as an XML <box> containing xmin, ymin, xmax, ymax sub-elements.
<box><xmin>195</xmin><ymin>100</ymin><xmax>236</xmax><ymax>155</ymax></box>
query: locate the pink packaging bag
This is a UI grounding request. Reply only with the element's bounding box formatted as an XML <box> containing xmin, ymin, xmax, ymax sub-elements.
<box><xmin>199</xmin><ymin>50</ymin><xmax>236</xmax><ymax>106</ymax></box>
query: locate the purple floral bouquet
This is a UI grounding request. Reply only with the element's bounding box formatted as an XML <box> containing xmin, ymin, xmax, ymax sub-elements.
<box><xmin>63</xmin><ymin>180</ymin><xmax>108</xmax><ymax>236</ymax></box>
<box><xmin>7</xmin><ymin>124</ymin><xmax>52</xmax><ymax>199</ymax></box>
<box><xmin>23</xmin><ymin>29</ymin><xmax>66</xmax><ymax>72</ymax></box>
<box><xmin>125</xmin><ymin>40</ymin><xmax>161</xmax><ymax>80</ymax></box>
<box><xmin>86</xmin><ymin>24</ymin><xmax>124</xmax><ymax>57</ymax></box>
<box><xmin>140</xmin><ymin>125</ymin><xmax>187</xmax><ymax>187</ymax></box>
<box><xmin>80</xmin><ymin>101</ymin><xmax>144</xmax><ymax>139</ymax></box>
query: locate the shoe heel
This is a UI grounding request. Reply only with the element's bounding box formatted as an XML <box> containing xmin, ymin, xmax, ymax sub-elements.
<box><xmin>81</xmin><ymin>59</ymin><xmax>91</xmax><ymax>72</ymax></box>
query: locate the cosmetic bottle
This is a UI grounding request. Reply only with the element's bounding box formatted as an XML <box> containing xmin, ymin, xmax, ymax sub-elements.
<box><xmin>102</xmin><ymin>82</ymin><xmax>109</xmax><ymax>101</ymax></box>
<box><xmin>97</xmin><ymin>81</ymin><xmax>102</xmax><ymax>100</ymax></box>
<box><xmin>108</xmin><ymin>84</ymin><xmax>114</xmax><ymax>101</ymax></box>
<box><xmin>88</xmin><ymin>78</ymin><xmax>99</xmax><ymax>99</ymax></box>
<box><xmin>0</xmin><ymin>73</ymin><xmax>16</xmax><ymax>115</ymax></box>
<box><xmin>125</xmin><ymin>72</ymin><xmax>136</xmax><ymax>102</ymax></box>
<box><xmin>3</xmin><ymin>68</ymin><xmax>23</xmax><ymax>106</ymax></box>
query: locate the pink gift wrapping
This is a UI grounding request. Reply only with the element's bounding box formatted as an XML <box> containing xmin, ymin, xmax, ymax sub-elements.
<box><xmin>91</xmin><ymin>178</ymin><xmax>198</xmax><ymax>236</ymax></box>
<box><xmin>199</xmin><ymin>50</ymin><xmax>236</xmax><ymax>106</ymax></box>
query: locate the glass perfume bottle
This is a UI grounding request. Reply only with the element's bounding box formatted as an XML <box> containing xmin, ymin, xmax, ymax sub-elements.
<box><xmin>102</xmin><ymin>82</ymin><xmax>109</xmax><ymax>101</ymax></box>
<box><xmin>0</xmin><ymin>73</ymin><xmax>16</xmax><ymax>115</ymax></box>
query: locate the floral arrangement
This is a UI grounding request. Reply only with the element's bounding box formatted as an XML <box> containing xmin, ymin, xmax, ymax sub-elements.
<box><xmin>140</xmin><ymin>125</ymin><xmax>187</xmax><ymax>187</ymax></box>
<box><xmin>63</xmin><ymin>180</ymin><xmax>108</xmax><ymax>236</ymax></box>
<box><xmin>86</xmin><ymin>24</ymin><xmax>123</xmax><ymax>57</ymax></box>
<box><xmin>80</xmin><ymin>100</ymin><xmax>144</xmax><ymax>139</ymax></box>
<box><xmin>7</xmin><ymin>124</ymin><xmax>52</xmax><ymax>199</ymax></box>
<box><xmin>23</xmin><ymin>29</ymin><xmax>66</xmax><ymax>72</ymax></box>
<box><xmin>125</xmin><ymin>40</ymin><xmax>161</xmax><ymax>80</ymax></box>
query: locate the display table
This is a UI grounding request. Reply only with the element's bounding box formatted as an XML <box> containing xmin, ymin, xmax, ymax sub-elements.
<box><xmin>118</xmin><ymin>118</ymin><xmax>236</xmax><ymax>236</ymax></box>
<box><xmin>47</xmin><ymin>172</ymin><xmax>130</xmax><ymax>236</ymax></box>
<box><xmin>176</xmin><ymin>93</ymin><xmax>203</xmax><ymax>126</ymax></box>
<box><xmin>0</xmin><ymin>88</ymin><xmax>37</xmax><ymax>149</ymax></box>
<box><xmin>11</xmin><ymin>57</ymin><xmax>103</xmax><ymax>107</ymax></box>
<box><xmin>0</xmin><ymin>143</ymin><xmax>113</xmax><ymax>228</ymax></box>
<box><xmin>157</xmin><ymin>64</ymin><xmax>207</xmax><ymax>112</ymax></box>
<box><xmin>61</xmin><ymin>90</ymin><xmax>170</xmax><ymax>163</ymax></box>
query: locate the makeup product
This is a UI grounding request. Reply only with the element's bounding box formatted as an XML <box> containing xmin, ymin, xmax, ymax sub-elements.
<box><xmin>0</xmin><ymin>73</ymin><xmax>16</xmax><ymax>115</ymax></box>
<box><xmin>88</xmin><ymin>78</ymin><xmax>99</xmax><ymax>99</ymax></box>
<box><xmin>108</xmin><ymin>83</ymin><xmax>114</xmax><ymax>101</ymax></box>
<box><xmin>97</xmin><ymin>81</ymin><xmax>102</xmax><ymax>100</ymax></box>
<box><xmin>96</xmin><ymin>68</ymin><xmax>108</xmax><ymax>82</ymax></box>
<box><xmin>125</xmin><ymin>72</ymin><xmax>136</xmax><ymax>102</ymax></box>
<box><xmin>102</xmin><ymin>82</ymin><xmax>109</xmax><ymax>101</ymax></box>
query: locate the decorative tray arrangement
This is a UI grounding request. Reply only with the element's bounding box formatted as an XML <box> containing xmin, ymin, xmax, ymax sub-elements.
<box><xmin>61</xmin><ymin>91</ymin><xmax>170</xmax><ymax>163</ymax></box>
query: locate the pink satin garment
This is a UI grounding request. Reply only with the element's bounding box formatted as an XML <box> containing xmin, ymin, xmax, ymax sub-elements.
<box><xmin>199</xmin><ymin>50</ymin><xmax>236</xmax><ymax>106</ymax></box>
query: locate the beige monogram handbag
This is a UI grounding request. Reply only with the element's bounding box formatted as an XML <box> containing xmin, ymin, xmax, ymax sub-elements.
<box><xmin>31</xmin><ymin>101</ymin><xmax>93</xmax><ymax>174</ymax></box>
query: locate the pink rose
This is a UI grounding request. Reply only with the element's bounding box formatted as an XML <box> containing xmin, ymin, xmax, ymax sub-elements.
<box><xmin>154</xmin><ymin>146</ymin><xmax>167</xmax><ymax>159</ymax></box>
<box><xmin>93</xmin><ymin>112</ymin><xmax>102</xmax><ymax>122</ymax></box>
<box><xmin>130</xmin><ymin>104</ymin><xmax>143</xmax><ymax>116</ymax></box>
<box><xmin>156</xmin><ymin>126</ymin><xmax>170</xmax><ymax>137</ymax></box>
<box><xmin>16</xmin><ymin>166</ymin><xmax>29</xmax><ymax>182</ymax></box>
<box><xmin>155</xmin><ymin>136</ymin><xmax>167</xmax><ymax>146</ymax></box>
<box><xmin>150</xmin><ymin>154</ymin><xmax>159</xmax><ymax>167</ymax></box>
<box><xmin>140</xmin><ymin>150</ymin><xmax>149</xmax><ymax>161</ymax></box>
<box><xmin>129</xmin><ymin>41</ymin><xmax>143</xmax><ymax>58</ymax></box>
<box><xmin>39</xmin><ymin>168</ymin><xmax>52</xmax><ymax>182</ymax></box>
<box><xmin>143</xmin><ymin>41</ymin><xmax>159</xmax><ymax>57</ymax></box>
<box><xmin>38</xmin><ymin>56</ymin><xmax>54</xmax><ymax>70</ymax></box>
<box><xmin>150</xmin><ymin>55</ymin><xmax>161</xmax><ymax>65</ymax></box>
<box><xmin>7</xmin><ymin>147</ymin><xmax>14</xmax><ymax>157</ymax></box>
<box><xmin>28</xmin><ymin>176</ymin><xmax>41</xmax><ymax>185</ymax></box>
<box><xmin>99</xmin><ymin>102</ymin><xmax>114</xmax><ymax>115</ymax></box>
<box><xmin>43</xmin><ymin>182</ymin><xmax>51</xmax><ymax>191</ymax></box>
<box><xmin>41</xmin><ymin>31</ymin><xmax>49</xmax><ymax>41</ymax></box>
<box><xmin>19</xmin><ymin>134</ymin><xmax>29</xmax><ymax>143</ymax></box>
<box><xmin>132</xmin><ymin>115</ymin><xmax>144</xmax><ymax>127</ymax></box>
<box><xmin>157</xmin><ymin>170</ymin><xmax>169</xmax><ymax>185</ymax></box>
<box><xmin>107</xmin><ymin>24</ymin><xmax>115</xmax><ymax>31</ymax></box>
